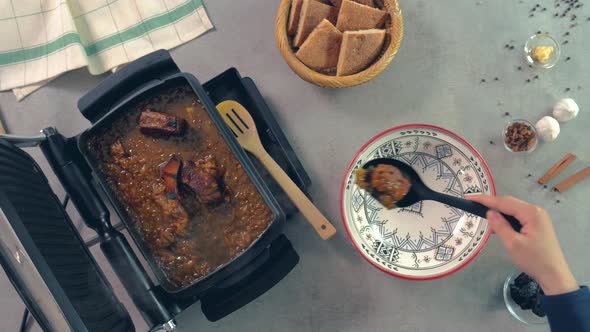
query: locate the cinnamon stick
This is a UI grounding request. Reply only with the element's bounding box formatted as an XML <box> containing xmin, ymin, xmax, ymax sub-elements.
<box><xmin>538</xmin><ymin>153</ymin><xmax>577</xmax><ymax>185</ymax></box>
<box><xmin>553</xmin><ymin>166</ymin><xmax>590</xmax><ymax>193</ymax></box>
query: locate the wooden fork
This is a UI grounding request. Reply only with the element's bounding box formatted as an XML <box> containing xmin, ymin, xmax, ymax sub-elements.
<box><xmin>217</xmin><ymin>100</ymin><xmax>336</xmax><ymax>240</ymax></box>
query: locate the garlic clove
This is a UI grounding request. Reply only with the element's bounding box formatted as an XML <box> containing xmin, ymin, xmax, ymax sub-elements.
<box><xmin>535</xmin><ymin>116</ymin><xmax>560</xmax><ymax>142</ymax></box>
<box><xmin>553</xmin><ymin>98</ymin><xmax>579</xmax><ymax>122</ymax></box>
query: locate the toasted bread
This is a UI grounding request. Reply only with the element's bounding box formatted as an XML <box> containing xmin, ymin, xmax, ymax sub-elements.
<box><xmin>336</xmin><ymin>0</ymin><xmax>388</xmax><ymax>31</ymax></box>
<box><xmin>330</xmin><ymin>0</ymin><xmax>374</xmax><ymax>7</ymax></box>
<box><xmin>296</xmin><ymin>20</ymin><xmax>343</xmax><ymax>71</ymax></box>
<box><xmin>336</xmin><ymin>29</ymin><xmax>386</xmax><ymax>76</ymax></box>
<box><xmin>293</xmin><ymin>0</ymin><xmax>333</xmax><ymax>47</ymax></box>
<box><xmin>288</xmin><ymin>0</ymin><xmax>304</xmax><ymax>36</ymax></box>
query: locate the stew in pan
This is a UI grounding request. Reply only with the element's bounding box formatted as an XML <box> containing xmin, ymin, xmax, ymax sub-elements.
<box><xmin>87</xmin><ymin>84</ymin><xmax>274</xmax><ymax>289</ymax></box>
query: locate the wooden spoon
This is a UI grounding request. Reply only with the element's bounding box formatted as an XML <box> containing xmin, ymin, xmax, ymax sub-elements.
<box><xmin>362</xmin><ymin>158</ymin><xmax>522</xmax><ymax>232</ymax></box>
<box><xmin>217</xmin><ymin>101</ymin><xmax>336</xmax><ymax>240</ymax></box>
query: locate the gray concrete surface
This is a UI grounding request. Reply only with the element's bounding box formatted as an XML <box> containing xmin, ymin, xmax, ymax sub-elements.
<box><xmin>1</xmin><ymin>0</ymin><xmax>589</xmax><ymax>331</ymax></box>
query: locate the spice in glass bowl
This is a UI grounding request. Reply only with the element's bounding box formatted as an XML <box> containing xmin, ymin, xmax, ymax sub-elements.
<box><xmin>524</xmin><ymin>34</ymin><xmax>560</xmax><ymax>69</ymax></box>
<box><xmin>504</xmin><ymin>120</ymin><xmax>538</xmax><ymax>152</ymax></box>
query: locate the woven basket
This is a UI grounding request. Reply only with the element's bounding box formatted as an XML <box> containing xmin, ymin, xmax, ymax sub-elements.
<box><xmin>275</xmin><ymin>0</ymin><xmax>404</xmax><ymax>88</ymax></box>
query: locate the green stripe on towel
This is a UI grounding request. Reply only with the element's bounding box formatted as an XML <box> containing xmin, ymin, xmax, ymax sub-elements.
<box><xmin>0</xmin><ymin>0</ymin><xmax>203</xmax><ymax>66</ymax></box>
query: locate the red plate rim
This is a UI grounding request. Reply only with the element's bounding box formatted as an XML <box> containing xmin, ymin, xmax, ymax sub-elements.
<box><xmin>339</xmin><ymin>124</ymin><xmax>496</xmax><ymax>281</ymax></box>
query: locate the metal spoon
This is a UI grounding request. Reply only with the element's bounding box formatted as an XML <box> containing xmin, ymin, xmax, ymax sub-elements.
<box><xmin>362</xmin><ymin>158</ymin><xmax>522</xmax><ymax>232</ymax></box>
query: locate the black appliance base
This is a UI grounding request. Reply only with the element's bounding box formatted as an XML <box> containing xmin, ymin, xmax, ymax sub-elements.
<box><xmin>0</xmin><ymin>50</ymin><xmax>307</xmax><ymax>331</ymax></box>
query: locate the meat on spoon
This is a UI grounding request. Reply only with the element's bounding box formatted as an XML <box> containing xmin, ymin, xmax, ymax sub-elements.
<box><xmin>355</xmin><ymin>164</ymin><xmax>411</xmax><ymax>209</ymax></box>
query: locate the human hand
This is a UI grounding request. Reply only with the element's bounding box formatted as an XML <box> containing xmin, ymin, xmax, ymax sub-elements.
<box><xmin>467</xmin><ymin>195</ymin><xmax>578</xmax><ymax>295</ymax></box>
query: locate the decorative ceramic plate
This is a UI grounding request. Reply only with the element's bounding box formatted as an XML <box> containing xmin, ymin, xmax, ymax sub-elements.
<box><xmin>340</xmin><ymin>124</ymin><xmax>495</xmax><ymax>280</ymax></box>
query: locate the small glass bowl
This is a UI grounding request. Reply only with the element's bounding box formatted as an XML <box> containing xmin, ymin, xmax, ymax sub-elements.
<box><xmin>524</xmin><ymin>33</ymin><xmax>560</xmax><ymax>69</ymax></box>
<box><xmin>503</xmin><ymin>270</ymin><xmax>548</xmax><ymax>326</ymax></box>
<box><xmin>503</xmin><ymin>119</ymin><xmax>538</xmax><ymax>153</ymax></box>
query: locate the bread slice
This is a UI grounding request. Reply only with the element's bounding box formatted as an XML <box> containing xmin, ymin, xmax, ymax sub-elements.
<box><xmin>330</xmin><ymin>0</ymin><xmax>374</xmax><ymax>7</ymax></box>
<box><xmin>336</xmin><ymin>0</ymin><xmax>388</xmax><ymax>31</ymax></box>
<box><xmin>293</xmin><ymin>0</ymin><xmax>333</xmax><ymax>47</ymax></box>
<box><xmin>337</xmin><ymin>29</ymin><xmax>386</xmax><ymax>76</ymax></box>
<box><xmin>296</xmin><ymin>20</ymin><xmax>343</xmax><ymax>71</ymax></box>
<box><xmin>288</xmin><ymin>0</ymin><xmax>304</xmax><ymax>36</ymax></box>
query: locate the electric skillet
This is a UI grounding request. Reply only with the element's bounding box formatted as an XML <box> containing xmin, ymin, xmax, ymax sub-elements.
<box><xmin>0</xmin><ymin>50</ymin><xmax>305</xmax><ymax>331</ymax></box>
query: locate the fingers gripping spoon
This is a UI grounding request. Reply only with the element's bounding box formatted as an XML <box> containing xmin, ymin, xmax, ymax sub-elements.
<box><xmin>217</xmin><ymin>101</ymin><xmax>337</xmax><ymax>240</ymax></box>
<box><xmin>362</xmin><ymin>158</ymin><xmax>522</xmax><ymax>232</ymax></box>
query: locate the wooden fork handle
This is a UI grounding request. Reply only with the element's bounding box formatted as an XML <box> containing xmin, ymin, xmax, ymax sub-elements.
<box><xmin>257</xmin><ymin>153</ymin><xmax>336</xmax><ymax>240</ymax></box>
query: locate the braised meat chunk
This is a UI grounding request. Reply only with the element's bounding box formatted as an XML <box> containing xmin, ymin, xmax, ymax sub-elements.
<box><xmin>181</xmin><ymin>155</ymin><xmax>224</xmax><ymax>204</ymax></box>
<box><xmin>356</xmin><ymin>164</ymin><xmax>411</xmax><ymax>209</ymax></box>
<box><xmin>159</xmin><ymin>155</ymin><xmax>182</xmax><ymax>199</ymax></box>
<box><xmin>139</xmin><ymin>110</ymin><xmax>186</xmax><ymax>137</ymax></box>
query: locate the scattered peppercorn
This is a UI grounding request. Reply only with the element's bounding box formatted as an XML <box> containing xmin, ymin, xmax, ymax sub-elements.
<box><xmin>526</xmin><ymin>79</ymin><xmax>531</xmax><ymax>83</ymax></box>
<box><xmin>566</xmin><ymin>56</ymin><xmax>571</xmax><ymax>61</ymax></box>
<box><xmin>563</xmin><ymin>40</ymin><xmax>569</xmax><ymax>44</ymax></box>
<box><xmin>537</xmin><ymin>30</ymin><xmax>542</xmax><ymax>34</ymax></box>
<box><xmin>565</xmin><ymin>87</ymin><xmax>571</xmax><ymax>91</ymax></box>
<box><xmin>564</xmin><ymin>31</ymin><xmax>570</xmax><ymax>36</ymax></box>
<box><xmin>505</xmin><ymin>112</ymin><xmax>510</xmax><ymax>116</ymax></box>
<box><xmin>510</xmin><ymin>45</ymin><xmax>515</xmax><ymax>50</ymax></box>
<box><xmin>481</xmin><ymin>79</ymin><xmax>486</xmax><ymax>83</ymax></box>
<box><xmin>556</xmin><ymin>199</ymin><xmax>560</xmax><ymax>203</ymax></box>
<box><xmin>517</xmin><ymin>66</ymin><xmax>522</xmax><ymax>70</ymax></box>
<box><xmin>494</xmin><ymin>77</ymin><xmax>499</xmax><ymax>81</ymax></box>
<box><xmin>489</xmin><ymin>140</ymin><xmax>495</xmax><ymax>145</ymax></box>
<box><xmin>534</xmin><ymin>75</ymin><xmax>539</xmax><ymax>79</ymax></box>
<box><xmin>527</xmin><ymin>174</ymin><xmax>532</xmax><ymax>178</ymax></box>
<box><xmin>544</xmin><ymin>185</ymin><xmax>548</xmax><ymax>189</ymax></box>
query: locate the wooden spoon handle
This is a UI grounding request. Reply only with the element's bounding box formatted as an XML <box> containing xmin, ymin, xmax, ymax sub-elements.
<box><xmin>257</xmin><ymin>152</ymin><xmax>336</xmax><ymax>240</ymax></box>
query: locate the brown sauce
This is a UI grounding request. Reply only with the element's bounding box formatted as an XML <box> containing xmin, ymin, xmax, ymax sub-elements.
<box><xmin>87</xmin><ymin>84</ymin><xmax>273</xmax><ymax>289</ymax></box>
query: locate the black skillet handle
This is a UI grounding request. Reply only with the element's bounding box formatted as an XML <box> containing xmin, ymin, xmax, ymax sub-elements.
<box><xmin>40</xmin><ymin>129</ymin><xmax>173</xmax><ymax>328</ymax></box>
<box><xmin>40</xmin><ymin>128</ymin><xmax>111</xmax><ymax>232</ymax></box>
<box><xmin>200</xmin><ymin>235</ymin><xmax>299</xmax><ymax>322</ymax></box>
<box><xmin>429</xmin><ymin>192</ymin><xmax>523</xmax><ymax>232</ymax></box>
<box><xmin>78</xmin><ymin>49</ymin><xmax>180</xmax><ymax>124</ymax></box>
<box><xmin>100</xmin><ymin>231</ymin><xmax>173</xmax><ymax>328</ymax></box>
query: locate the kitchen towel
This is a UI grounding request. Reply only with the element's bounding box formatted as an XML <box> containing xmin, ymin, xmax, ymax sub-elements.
<box><xmin>0</xmin><ymin>0</ymin><xmax>213</xmax><ymax>100</ymax></box>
